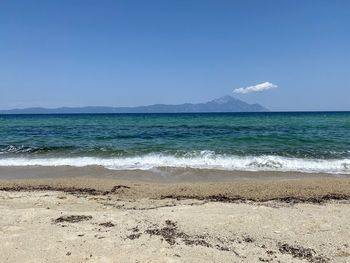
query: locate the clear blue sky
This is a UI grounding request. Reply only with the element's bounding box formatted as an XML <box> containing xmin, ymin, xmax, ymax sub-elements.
<box><xmin>1</xmin><ymin>0</ymin><xmax>349</xmax><ymax>111</ymax></box>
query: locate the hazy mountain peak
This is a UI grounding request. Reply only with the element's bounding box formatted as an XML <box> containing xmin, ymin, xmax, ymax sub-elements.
<box><xmin>211</xmin><ymin>95</ymin><xmax>237</xmax><ymax>104</ymax></box>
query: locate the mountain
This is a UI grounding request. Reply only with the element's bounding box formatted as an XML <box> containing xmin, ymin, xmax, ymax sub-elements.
<box><xmin>0</xmin><ymin>96</ymin><xmax>268</xmax><ymax>114</ymax></box>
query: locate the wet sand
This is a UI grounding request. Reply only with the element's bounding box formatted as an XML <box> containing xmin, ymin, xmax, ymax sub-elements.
<box><xmin>0</xmin><ymin>167</ymin><xmax>350</xmax><ymax>262</ymax></box>
<box><xmin>0</xmin><ymin>166</ymin><xmax>350</xmax><ymax>201</ymax></box>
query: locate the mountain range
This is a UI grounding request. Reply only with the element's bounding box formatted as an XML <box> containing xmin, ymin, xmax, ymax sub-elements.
<box><xmin>0</xmin><ymin>96</ymin><xmax>268</xmax><ymax>114</ymax></box>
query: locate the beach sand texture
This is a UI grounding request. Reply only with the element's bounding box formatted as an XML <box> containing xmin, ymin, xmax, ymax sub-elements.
<box><xmin>0</xmin><ymin>176</ymin><xmax>349</xmax><ymax>262</ymax></box>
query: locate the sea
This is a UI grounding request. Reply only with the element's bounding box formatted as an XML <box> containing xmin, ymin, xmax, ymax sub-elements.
<box><xmin>0</xmin><ymin>112</ymin><xmax>350</xmax><ymax>175</ymax></box>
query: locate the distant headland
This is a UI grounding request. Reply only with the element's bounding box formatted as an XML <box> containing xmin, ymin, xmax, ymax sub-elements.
<box><xmin>0</xmin><ymin>96</ymin><xmax>268</xmax><ymax>114</ymax></box>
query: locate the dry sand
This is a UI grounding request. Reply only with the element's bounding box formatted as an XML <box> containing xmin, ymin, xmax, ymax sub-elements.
<box><xmin>0</xmin><ymin>172</ymin><xmax>350</xmax><ymax>262</ymax></box>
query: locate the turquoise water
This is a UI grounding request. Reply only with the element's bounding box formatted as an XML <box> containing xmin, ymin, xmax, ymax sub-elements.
<box><xmin>0</xmin><ymin>112</ymin><xmax>350</xmax><ymax>174</ymax></box>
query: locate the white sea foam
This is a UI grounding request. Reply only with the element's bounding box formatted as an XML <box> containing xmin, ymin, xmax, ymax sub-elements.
<box><xmin>0</xmin><ymin>153</ymin><xmax>350</xmax><ymax>174</ymax></box>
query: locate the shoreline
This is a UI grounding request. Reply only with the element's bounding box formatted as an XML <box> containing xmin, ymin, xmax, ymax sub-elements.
<box><xmin>0</xmin><ymin>170</ymin><xmax>350</xmax><ymax>202</ymax></box>
<box><xmin>1</xmin><ymin>165</ymin><xmax>348</xmax><ymax>181</ymax></box>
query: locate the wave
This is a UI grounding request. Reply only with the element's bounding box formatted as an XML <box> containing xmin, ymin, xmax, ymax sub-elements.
<box><xmin>0</xmin><ymin>145</ymin><xmax>40</xmax><ymax>154</ymax></box>
<box><xmin>0</xmin><ymin>152</ymin><xmax>349</xmax><ymax>174</ymax></box>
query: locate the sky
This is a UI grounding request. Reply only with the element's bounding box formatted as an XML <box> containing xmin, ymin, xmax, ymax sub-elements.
<box><xmin>0</xmin><ymin>0</ymin><xmax>349</xmax><ymax>111</ymax></box>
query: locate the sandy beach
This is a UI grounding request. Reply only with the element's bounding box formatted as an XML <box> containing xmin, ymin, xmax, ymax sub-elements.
<box><xmin>0</xmin><ymin>169</ymin><xmax>350</xmax><ymax>263</ymax></box>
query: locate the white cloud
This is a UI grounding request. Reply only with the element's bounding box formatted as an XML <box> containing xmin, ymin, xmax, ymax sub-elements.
<box><xmin>233</xmin><ymin>82</ymin><xmax>277</xmax><ymax>94</ymax></box>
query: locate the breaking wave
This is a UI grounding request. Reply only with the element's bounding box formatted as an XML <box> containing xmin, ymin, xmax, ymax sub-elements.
<box><xmin>0</xmin><ymin>152</ymin><xmax>349</xmax><ymax>174</ymax></box>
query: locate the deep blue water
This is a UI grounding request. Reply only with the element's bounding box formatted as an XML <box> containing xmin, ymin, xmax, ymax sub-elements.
<box><xmin>0</xmin><ymin>112</ymin><xmax>349</xmax><ymax>173</ymax></box>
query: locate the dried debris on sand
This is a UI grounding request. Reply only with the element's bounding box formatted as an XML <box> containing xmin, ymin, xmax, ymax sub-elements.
<box><xmin>54</xmin><ymin>215</ymin><xmax>93</xmax><ymax>224</ymax></box>
<box><xmin>278</xmin><ymin>243</ymin><xmax>329</xmax><ymax>263</ymax></box>
<box><xmin>98</xmin><ymin>221</ymin><xmax>115</xmax><ymax>227</ymax></box>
